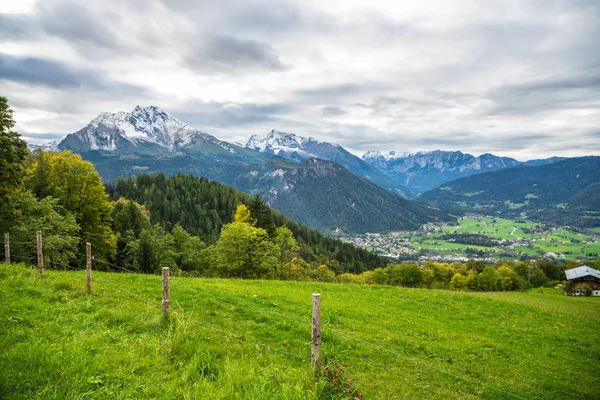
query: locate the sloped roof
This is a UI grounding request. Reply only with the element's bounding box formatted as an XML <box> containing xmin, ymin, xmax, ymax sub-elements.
<box><xmin>565</xmin><ymin>266</ymin><xmax>600</xmax><ymax>280</ymax></box>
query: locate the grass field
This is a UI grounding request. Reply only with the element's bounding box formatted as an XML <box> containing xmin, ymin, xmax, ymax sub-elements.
<box><xmin>442</xmin><ymin>218</ymin><xmax>537</xmax><ymax>240</ymax></box>
<box><xmin>435</xmin><ymin>218</ymin><xmax>599</xmax><ymax>260</ymax></box>
<box><xmin>410</xmin><ymin>237</ymin><xmax>499</xmax><ymax>252</ymax></box>
<box><xmin>1</xmin><ymin>263</ymin><xmax>599</xmax><ymax>399</ymax></box>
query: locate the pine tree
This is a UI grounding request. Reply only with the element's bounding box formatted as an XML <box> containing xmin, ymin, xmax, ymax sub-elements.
<box><xmin>249</xmin><ymin>194</ymin><xmax>276</xmax><ymax>238</ymax></box>
<box><xmin>0</xmin><ymin>96</ymin><xmax>28</xmax><ymax>232</ymax></box>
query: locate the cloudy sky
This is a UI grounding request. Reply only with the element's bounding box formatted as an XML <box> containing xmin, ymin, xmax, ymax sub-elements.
<box><xmin>1</xmin><ymin>0</ymin><xmax>599</xmax><ymax>160</ymax></box>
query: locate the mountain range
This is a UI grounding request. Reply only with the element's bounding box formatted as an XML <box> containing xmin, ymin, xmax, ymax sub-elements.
<box><xmin>39</xmin><ymin>106</ymin><xmax>452</xmax><ymax>233</ymax></box>
<box><xmin>32</xmin><ymin>104</ymin><xmax>591</xmax><ymax>231</ymax></box>
<box><xmin>245</xmin><ymin>130</ymin><xmax>410</xmax><ymax>196</ymax></box>
<box><xmin>362</xmin><ymin>150</ymin><xmax>565</xmax><ymax>194</ymax></box>
<box><xmin>420</xmin><ymin>157</ymin><xmax>600</xmax><ymax>227</ymax></box>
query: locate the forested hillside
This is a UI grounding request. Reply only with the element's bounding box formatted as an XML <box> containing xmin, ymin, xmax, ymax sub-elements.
<box><xmin>420</xmin><ymin>157</ymin><xmax>600</xmax><ymax>227</ymax></box>
<box><xmin>107</xmin><ymin>173</ymin><xmax>388</xmax><ymax>272</ymax></box>
<box><xmin>238</xmin><ymin>158</ymin><xmax>454</xmax><ymax>233</ymax></box>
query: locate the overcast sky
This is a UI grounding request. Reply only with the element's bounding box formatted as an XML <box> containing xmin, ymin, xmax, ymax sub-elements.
<box><xmin>1</xmin><ymin>0</ymin><xmax>599</xmax><ymax>160</ymax></box>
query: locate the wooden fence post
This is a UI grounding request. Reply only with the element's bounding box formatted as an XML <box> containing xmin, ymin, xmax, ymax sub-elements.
<box><xmin>36</xmin><ymin>231</ymin><xmax>43</xmax><ymax>274</ymax></box>
<box><xmin>312</xmin><ymin>293</ymin><xmax>322</xmax><ymax>373</ymax></box>
<box><xmin>86</xmin><ymin>243</ymin><xmax>92</xmax><ymax>294</ymax></box>
<box><xmin>162</xmin><ymin>267</ymin><xmax>170</xmax><ymax>318</ymax></box>
<box><xmin>4</xmin><ymin>233</ymin><xmax>9</xmax><ymax>264</ymax></box>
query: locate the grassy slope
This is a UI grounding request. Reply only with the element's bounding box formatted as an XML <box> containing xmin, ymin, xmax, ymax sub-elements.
<box><xmin>1</xmin><ymin>263</ymin><xmax>599</xmax><ymax>399</ymax></box>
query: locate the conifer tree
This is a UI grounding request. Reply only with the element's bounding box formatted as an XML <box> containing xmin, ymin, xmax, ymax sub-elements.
<box><xmin>0</xmin><ymin>96</ymin><xmax>28</xmax><ymax>232</ymax></box>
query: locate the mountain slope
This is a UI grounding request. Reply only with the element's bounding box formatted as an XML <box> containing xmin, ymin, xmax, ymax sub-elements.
<box><xmin>237</xmin><ymin>158</ymin><xmax>453</xmax><ymax>233</ymax></box>
<box><xmin>247</xmin><ymin>130</ymin><xmax>412</xmax><ymax>196</ymax></box>
<box><xmin>107</xmin><ymin>173</ymin><xmax>388</xmax><ymax>272</ymax></box>
<box><xmin>420</xmin><ymin>156</ymin><xmax>600</xmax><ymax>227</ymax></box>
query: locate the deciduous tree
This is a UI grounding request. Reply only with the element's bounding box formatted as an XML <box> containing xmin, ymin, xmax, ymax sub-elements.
<box><xmin>26</xmin><ymin>151</ymin><xmax>117</xmax><ymax>261</ymax></box>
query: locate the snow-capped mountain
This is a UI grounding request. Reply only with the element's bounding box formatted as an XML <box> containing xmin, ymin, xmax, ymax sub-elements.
<box><xmin>363</xmin><ymin>150</ymin><xmax>518</xmax><ymax>173</ymax></box>
<box><xmin>246</xmin><ymin>130</ymin><xmax>338</xmax><ymax>162</ymax></box>
<box><xmin>56</xmin><ymin>105</ymin><xmax>244</xmax><ymax>157</ymax></box>
<box><xmin>28</xmin><ymin>140</ymin><xmax>59</xmax><ymax>151</ymax></box>
<box><xmin>362</xmin><ymin>150</ymin><xmax>563</xmax><ymax>194</ymax></box>
<box><xmin>246</xmin><ymin>130</ymin><xmax>412</xmax><ymax>196</ymax></box>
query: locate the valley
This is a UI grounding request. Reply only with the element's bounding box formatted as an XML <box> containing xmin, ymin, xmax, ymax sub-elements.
<box><xmin>339</xmin><ymin>216</ymin><xmax>600</xmax><ymax>263</ymax></box>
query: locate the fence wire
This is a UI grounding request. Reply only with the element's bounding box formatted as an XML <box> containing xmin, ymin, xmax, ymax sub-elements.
<box><xmin>63</xmin><ymin>263</ymin><xmax>309</xmax><ymax>362</ymax></box>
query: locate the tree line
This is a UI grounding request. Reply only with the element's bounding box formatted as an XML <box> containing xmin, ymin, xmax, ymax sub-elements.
<box><xmin>106</xmin><ymin>173</ymin><xmax>388</xmax><ymax>273</ymax></box>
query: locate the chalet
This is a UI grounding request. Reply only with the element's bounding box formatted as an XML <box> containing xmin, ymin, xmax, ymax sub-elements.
<box><xmin>564</xmin><ymin>266</ymin><xmax>600</xmax><ymax>296</ymax></box>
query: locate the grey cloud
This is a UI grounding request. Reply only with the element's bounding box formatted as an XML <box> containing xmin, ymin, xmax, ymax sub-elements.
<box><xmin>321</xmin><ymin>106</ymin><xmax>346</xmax><ymax>117</ymax></box>
<box><xmin>21</xmin><ymin>132</ymin><xmax>65</xmax><ymax>143</ymax></box>
<box><xmin>0</xmin><ymin>0</ymin><xmax>168</xmax><ymax>59</ymax></box>
<box><xmin>485</xmin><ymin>70</ymin><xmax>600</xmax><ymax>115</ymax></box>
<box><xmin>0</xmin><ymin>53</ymin><xmax>147</xmax><ymax>96</ymax></box>
<box><xmin>296</xmin><ymin>83</ymin><xmax>385</xmax><ymax>102</ymax></box>
<box><xmin>357</xmin><ymin>95</ymin><xmax>471</xmax><ymax>116</ymax></box>
<box><xmin>0</xmin><ymin>13</ymin><xmax>39</xmax><ymax>40</ymax></box>
<box><xmin>36</xmin><ymin>2</ymin><xmax>123</xmax><ymax>51</ymax></box>
<box><xmin>185</xmin><ymin>35</ymin><xmax>287</xmax><ymax>73</ymax></box>
<box><xmin>222</xmin><ymin>2</ymin><xmax>305</xmax><ymax>35</ymax></box>
<box><xmin>172</xmin><ymin>101</ymin><xmax>295</xmax><ymax>131</ymax></box>
<box><xmin>0</xmin><ymin>54</ymin><xmax>94</xmax><ymax>88</ymax></box>
<box><xmin>508</xmin><ymin>72</ymin><xmax>600</xmax><ymax>92</ymax></box>
<box><xmin>3</xmin><ymin>0</ymin><xmax>600</xmax><ymax>160</ymax></box>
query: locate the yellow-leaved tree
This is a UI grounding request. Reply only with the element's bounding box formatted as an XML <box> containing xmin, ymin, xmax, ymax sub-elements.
<box><xmin>26</xmin><ymin>150</ymin><xmax>117</xmax><ymax>261</ymax></box>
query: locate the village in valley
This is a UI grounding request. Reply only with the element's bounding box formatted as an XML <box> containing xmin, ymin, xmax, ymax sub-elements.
<box><xmin>339</xmin><ymin>216</ymin><xmax>600</xmax><ymax>263</ymax></box>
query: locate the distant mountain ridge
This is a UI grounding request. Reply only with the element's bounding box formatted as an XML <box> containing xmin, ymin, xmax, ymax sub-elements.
<box><xmin>246</xmin><ymin>130</ymin><xmax>412</xmax><ymax>196</ymax></box>
<box><xmin>420</xmin><ymin>156</ymin><xmax>600</xmax><ymax>228</ymax></box>
<box><xmin>362</xmin><ymin>150</ymin><xmax>565</xmax><ymax>194</ymax></box>
<box><xmin>35</xmin><ymin>106</ymin><xmax>567</xmax><ymax>200</ymax></box>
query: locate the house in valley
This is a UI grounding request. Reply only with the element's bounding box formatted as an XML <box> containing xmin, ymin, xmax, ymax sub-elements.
<box><xmin>564</xmin><ymin>266</ymin><xmax>600</xmax><ymax>296</ymax></box>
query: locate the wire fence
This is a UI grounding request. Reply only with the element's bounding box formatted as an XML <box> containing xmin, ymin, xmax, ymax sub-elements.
<box><xmin>1</xmin><ymin>232</ymin><xmax>529</xmax><ymax>400</ymax></box>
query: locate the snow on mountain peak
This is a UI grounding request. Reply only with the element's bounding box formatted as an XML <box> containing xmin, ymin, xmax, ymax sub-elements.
<box><xmin>246</xmin><ymin>129</ymin><xmax>317</xmax><ymax>154</ymax></box>
<box><xmin>84</xmin><ymin>105</ymin><xmax>208</xmax><ymax>149</ymax></box>
<box><xmin>362</xmin><ymin>150</ymin><xmax>383</xmax><ymax>159</ymax></box>
<box><xmin>362</xmin><ymin>150</ymin><xmax>409</xmax><ymax>161</ymax></box>
<box><xmin>28</xmin><ymin>139</ymin><xmax>60</xmax><ymax>151</ymax></box>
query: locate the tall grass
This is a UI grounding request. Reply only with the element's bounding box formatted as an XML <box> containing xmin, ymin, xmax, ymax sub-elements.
<box><xmin>1</xmin><ymin>263</ymin><xmax>598</xmax><ymax>399</ymax></box>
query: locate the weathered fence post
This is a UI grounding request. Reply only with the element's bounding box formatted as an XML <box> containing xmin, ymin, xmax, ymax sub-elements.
<box><xmin>86</xmin><ymin>242</ymin><xmax>92</xmax><ymax>294</ymax></box>
<box><xmin>36</xmin><ymin>231</ymin><xmax>43</xmax><ymax>274</ymax></box>
<box><xmin>312</xmin><ymin>293</ymin><xmax>322</xmax><ymax>373</ymax></box>
<box><xmin>4</xmin><ymin>233</ymin><xmax>9</xmax><ymax>264</ymax></box>
<box><xmin>162</xmin><ymin>267</ymin><xmax>170</xmax><ymax>318</ymax></box>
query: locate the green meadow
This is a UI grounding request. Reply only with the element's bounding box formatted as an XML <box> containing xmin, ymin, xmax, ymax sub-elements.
<box><xmin>434</xmin><ymin>218</ymin><xmax>600</xmax><ymax>260</ymax></box>
<box><xmin>1</xmin><ymin>263</ymin><xmax>599</xmax><ymax>399</ymax></box>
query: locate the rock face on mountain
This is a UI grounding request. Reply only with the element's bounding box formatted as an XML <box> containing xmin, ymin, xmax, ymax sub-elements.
<box><xmin>362</xmin><ymin>150</ymin><xmax>563</xmax><ymax>194</ymax></box>
<box><xmin>246</xmin><ymin>130</ymin><xmax>411</xmax><ymax>196</ymax></box>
